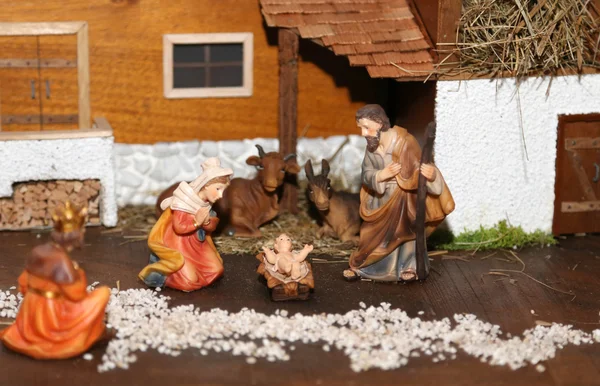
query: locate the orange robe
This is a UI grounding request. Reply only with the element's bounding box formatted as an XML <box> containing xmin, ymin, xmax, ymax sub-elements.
<box><xmin>0</xmin><ymin>265</ymin><xmax>110</xmax><ymax>360</ymax></box>
<box><xmin>139</xmin><ymin>208</ymin><xmax>224</xmax><ymax>292</ymax></box>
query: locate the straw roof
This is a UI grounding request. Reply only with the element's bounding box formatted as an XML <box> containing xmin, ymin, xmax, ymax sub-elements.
<box><xmin>435</xmin><ymin>0</ymin><xmax>600</xmax><ymax>79</ymax></box>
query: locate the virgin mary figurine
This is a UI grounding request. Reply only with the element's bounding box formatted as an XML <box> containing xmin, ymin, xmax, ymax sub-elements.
<box><xmin>138</xmin><ymin>157</ymin><xmax>233</xmax><ymax>292</ymax></box>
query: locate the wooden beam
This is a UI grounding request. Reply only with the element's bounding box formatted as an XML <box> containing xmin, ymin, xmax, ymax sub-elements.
<box><xmin>0</xmin><ymin>22</ymin><xmax>86</xmax><ymax>36</ymax></box>
<box><xmin>0</xmin><ymin>120</ymin><xmax>113</xmax><ymax>141</ymax></box>
<box><xmin>436</xmin><ymin>0</ymin><xmax>462</xmax><ymax>67</ymax></box>
<box><xmin>0</xmin><ymin>59</ymin><xmax>76</xmax><ymax>68</ymax></box>
<box><xmin>561</xmin><ymin>201</ymin><xmax>600</xmax><ymax>213</ymax></box>
<box><xmin>564</xmin><ymin>137</ymin><xmax>600</xmax><ymax>150</ymax></box>
<box><xmin>437</xmin><ymin>66</ymin><xmax>600</xmax><ymax>81</ymax></box>
<box><xmin>1</xmin><ymin>114</ymin><xmax>78</xmax><ymax>125</ymax></box>
<box><xmin>407</xmin><ymin>0</ymin><xmax>438</xmax><ymax>62</ymax></box>
<box><xmin>278</xmin><ymin>29</ymin><xmax>299</xmax><ymax>214</ymax></box>
<box><xmin>77</xmin><ymin>23</ymin><xmax>91</xmax><ymax>129</ymax></box>
<box><xmin>93</xmin><ymin>116</ymin><xmax>113</xmax><ymax>131</ymax></box>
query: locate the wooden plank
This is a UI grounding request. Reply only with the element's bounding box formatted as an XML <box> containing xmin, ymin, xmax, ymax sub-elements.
<box><xmin>0</xmin><ymin>127</ymin><xmax>112</xmax><ymax>141</ymax></box>
<box><xmin>76</xmin><ymin>23</ymin><xmax>90</xmax><ymax>129</ymax></box>
<box><xmin>565</xmin><ymin>137</ymin><xmax>600</xmax><ymax>150</ymax></box>
<box><xmin>0</xmin><ymin>22</ymin><xmax>85</xmax><ymax>36</ymax></box>
<box><xmin>436</xmin><ymin>0</ymin><xmax>462</xmax><ymax>68</ymax></box>
<box><xmin>0</xmin><ymin>59</ymin><xmax>76</xmax><ymax>68</ymax></box>
<box><xmin>278</xmin><ymin>28</ymin><xmax>299</xmax><ymax>214</ymax></box>
<box><xmin>0</xmin><ymin>228</ymin><xmax>599</xmax><ymax>384</ymax></box>
<box><xmin>562</xmin><ymin>200</ymin><xmax>600</xmax><ymax>213</ymax></box>
<box><xmin>1</xmin><ymin>114</ymin><xmax>77</xmax><ymax>125</ymax></box>
<box><xmin>406</xmin><ymin>0</ymin><xmax>438</xmax><ymax>61</ymax></box>
<box><xmin>93</xmin><ymin>116</ymin><xmax>113</xmax><ymax>131</ymax></box>
<box><xmin>438</xmin><ymin>66</ymin><xmax>600</xmax><ymax>81</ymax></box>
<box><xmin>0</xmin><ymin>66</ymin><xmax>42</xmax><ymax>132</ymax></box>
<box><xmin>553</xmin><ymin>114</ymin><xmax>600</xmax><ymax>235</ymax></box>
<box><xmin>566</xmin><ymin>150</ymin><xmax>597</xmax><ymax>201</ymax></box>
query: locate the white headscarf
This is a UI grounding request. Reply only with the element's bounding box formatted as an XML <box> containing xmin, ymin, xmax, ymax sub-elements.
<box><xmin>160</xmin><ymin>157</ymin><xmax>233</xmax><ymax>215</ymax></box>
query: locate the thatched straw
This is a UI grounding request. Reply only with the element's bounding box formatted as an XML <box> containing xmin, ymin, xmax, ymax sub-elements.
<box><xmin>434</xmin><ymin>0</ymin><xmax>600</xmax><ymax>79</ymax></box>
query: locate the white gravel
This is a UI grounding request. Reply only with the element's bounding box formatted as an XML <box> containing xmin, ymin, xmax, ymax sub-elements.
<box><xmin>0</xmin><ymin>287</ymin><xmax>598</xmax><ymax>374</ymax></box>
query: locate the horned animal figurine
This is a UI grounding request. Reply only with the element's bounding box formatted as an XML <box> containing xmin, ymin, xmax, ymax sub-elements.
<box><xmin>305</xmin><ymin>159</ymin><xmax>361</xmax><ymax>243</ymax></box>
<box><xmin>156</xmin><ymin>145</ymin><xmax>300</xmax><ymax>237</ymax></box>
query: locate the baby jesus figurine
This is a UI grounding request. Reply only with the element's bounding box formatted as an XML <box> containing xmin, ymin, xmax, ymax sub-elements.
<box><xmin>262</xmin><ymin>234</ymin><xmax>313</xmax><ymax>281</ymax></box>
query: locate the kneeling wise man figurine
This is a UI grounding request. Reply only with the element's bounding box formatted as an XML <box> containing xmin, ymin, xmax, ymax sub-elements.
<box><xmin>344</xmin><ymin>104</ymin><xmax>455</xmax><ymax>282</ymax></box>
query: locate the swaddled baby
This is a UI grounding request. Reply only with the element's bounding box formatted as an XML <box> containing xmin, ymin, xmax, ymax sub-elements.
<box><xmin>262</xmin><ymin>233</ymin><xmax>313</xmax><ymax>280</ymax></box>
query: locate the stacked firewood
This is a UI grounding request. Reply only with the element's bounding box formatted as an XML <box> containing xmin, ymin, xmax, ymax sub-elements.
<box><xmin>0</xmin><ymin>179</ymin><xmax>101</xmax><ymax>230</ymax></box>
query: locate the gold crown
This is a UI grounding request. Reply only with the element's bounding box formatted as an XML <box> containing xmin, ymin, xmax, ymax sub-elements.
<box><xmin>51</xmin><ymin>201</ymin><xmax>88</xmax><ymax>233</ymax></box>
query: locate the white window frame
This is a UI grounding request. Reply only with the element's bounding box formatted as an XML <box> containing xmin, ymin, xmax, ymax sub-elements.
<box><xmin>163</xmin><ymin>33</ymin><xmax>253</xmax><ymax>99</ymax></box>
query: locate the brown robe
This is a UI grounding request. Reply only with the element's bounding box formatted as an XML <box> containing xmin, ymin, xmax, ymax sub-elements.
<box><xmin>349</xmin><ymin>126</ymin><xmax>455</xmax><ymax>269</ymax></box>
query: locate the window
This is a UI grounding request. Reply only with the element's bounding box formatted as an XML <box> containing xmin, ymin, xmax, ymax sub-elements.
<box><xmin>163</xmin><ymin>33</ymin><xmax>253</xmax><ymax>98</ymax></box>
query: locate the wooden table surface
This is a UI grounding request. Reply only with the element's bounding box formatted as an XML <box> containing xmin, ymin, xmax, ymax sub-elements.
<box><xmin>0</xmin><ymin>229</ymin><xmax>599</xmax><ymax>386</ymax></box>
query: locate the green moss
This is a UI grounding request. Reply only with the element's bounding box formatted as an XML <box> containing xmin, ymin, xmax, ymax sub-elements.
<box><xmin>429</xmin><ymin>221</ymin><xmax>557</xmax><ymax>251</ymax></box>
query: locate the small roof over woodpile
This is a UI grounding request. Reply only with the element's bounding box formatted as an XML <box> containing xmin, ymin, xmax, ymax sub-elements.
<box><xmin>260</xmin><ymin>0</ymin><xmax>435</xmax><ymax>80</ymax></box>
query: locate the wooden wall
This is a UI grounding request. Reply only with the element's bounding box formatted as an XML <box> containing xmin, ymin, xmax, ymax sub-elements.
<box><xmin>388</xmin><ymin>80</ymin><xmax>436</xmax><ymax>147</ymax></box>
<box><xmin>411</xmin><ymin>0</ymin><xmax>439</xmax><ymax>45</ymax></box>
<box><xmin>0</xmin><ymin>0</ymin><xmax>385</xmax><ymax>144</ymax></box>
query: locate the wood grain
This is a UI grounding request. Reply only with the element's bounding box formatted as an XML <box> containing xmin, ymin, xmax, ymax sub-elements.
<box><xmin>0</xmin><ymin>21</ymin><xmax>85</xmax><ymax>36</ymax></box>
<box><xmin>77</xmin><ymin>23</ymin><xmax>90</xmax><ymax>129</ymax></box>
<box><xmin>0</xmin><ymin>0</ymin><xmax>381</xmax><ymax>143</ymax></box>
<box><xmin>0</xmin><ymin>229</ymin><xmax>598</xmax><ymax>385</ymax></box>
<box><xmin>553</xmin><ymin>114</ymin><xmax>600</xmax><ymax>235</ymax></box>
<box><xmin>0</xmin><ymin>37</ymin><xmax>41</xmax><ymax>131</ymax></box>
<box><xmin>278</xmin><ymin>29</ymin><xmax>299</xmax><ymax>214</ymax></box>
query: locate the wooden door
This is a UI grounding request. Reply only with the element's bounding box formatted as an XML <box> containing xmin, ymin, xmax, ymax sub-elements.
<box><xmin>0</xmin><ymin>37</ymin><xmax>42</xmax><ymax>131</ymax></box>
<box><xmin>38</xmin><ymin>35</ymin><xmax>79</xmax><ymax>130</ymax></box>
<box><xmin>553</xmin><ymin>114</ymin><xmax>600</xmax><ymax>235</ymax></box>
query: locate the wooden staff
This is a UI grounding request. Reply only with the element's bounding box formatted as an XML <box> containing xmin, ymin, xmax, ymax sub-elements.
<box><xmin>415</xmin><ymin>122</ymin><xmax>436</xmax><ymax>281</ymax></box>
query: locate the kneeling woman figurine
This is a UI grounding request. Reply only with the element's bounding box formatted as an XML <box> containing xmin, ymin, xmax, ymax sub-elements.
<box><xmin>0</xmin><ymin>201</ymin><xmax>111</xmax><ymax>360</ymax></box>
<box><xmin>138</xmin><ymin>157</ymin><xmax>232</xmax><ymax>292</ymax></box>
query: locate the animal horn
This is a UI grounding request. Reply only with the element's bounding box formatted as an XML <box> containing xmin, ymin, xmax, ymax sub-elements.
<box><xmin>255</xmin><ymin>144</ymin><xmax>266</xmax><ymax>158</ymax></box>
<box><xmin>321</xmin><ymin>159</ymin><xmax>330</xmax><ymax>177</ymax></box>
<box><xmin>283</xmin><ymin>153</ymin><xmax>296</xmax><ymax>161</ymax></box>
<box><xmin>304</xmin><ymin>160</ymin><xmax>315</xmax><ymax>181</ymax></box>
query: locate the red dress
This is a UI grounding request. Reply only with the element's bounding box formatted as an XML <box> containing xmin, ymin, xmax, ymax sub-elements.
<box><xmin>139</xmin><ymin>208</ymin><xmax>224</xmax><ymax>292</ymax></box>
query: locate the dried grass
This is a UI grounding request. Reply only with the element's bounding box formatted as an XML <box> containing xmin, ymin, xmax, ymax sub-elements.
<box><xmin>114</xmin><ymin>194</ymin><xmax>357</xmax><ymax>258</ymax></box>
<box><xmin>434</xmin><ymin>0</ymin><xmax>600</xmax><ymax>79</ymax></box>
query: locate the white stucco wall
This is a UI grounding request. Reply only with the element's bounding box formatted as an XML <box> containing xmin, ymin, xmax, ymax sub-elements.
<box><xmin>114</xmin><ymin>136</ymin><xmax>366</xmax><ymax>206</ymax></box>
<box><xmin>435</xmin><ymin>74</ymin><xmax>600</xmax><ymax>234</ymax></box>
<box><xmin>0</xmin><ymin>136</ymin><xmax>117</xmax><ymax>227</ymax></box>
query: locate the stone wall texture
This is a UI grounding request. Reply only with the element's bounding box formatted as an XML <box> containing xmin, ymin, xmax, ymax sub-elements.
<box><xmin>114</xmin><ymin>136</ymin><xmax>366</xmax><ymax>206</ymax></box>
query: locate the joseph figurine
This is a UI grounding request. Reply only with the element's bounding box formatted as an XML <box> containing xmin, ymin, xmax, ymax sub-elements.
<box><xmin>343</xmin><ymin>105</ymin><xmax>455</xmax><ymax>282</ymax></box>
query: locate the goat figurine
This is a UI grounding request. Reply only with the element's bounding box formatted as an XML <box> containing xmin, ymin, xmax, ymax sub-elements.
<box><xmin>305</xmin><ymin>159</ymin><xmax>361</xmax><ymax>243</ymax></box>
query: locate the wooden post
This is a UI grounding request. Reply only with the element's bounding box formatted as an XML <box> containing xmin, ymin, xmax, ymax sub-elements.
<box><xmin>437</xmin><ymin>0</ymin><xmax>463</xmax><ymax>70</ymax></box>
<box><xmin>77</xmin><ymin>22</ymin><xmax>91</xmax><ymax>129</ymax></box>
<box><xmin>278</xmin><ymin>29</ymin><xmax>299</xmax><ymax>214</ymax></box>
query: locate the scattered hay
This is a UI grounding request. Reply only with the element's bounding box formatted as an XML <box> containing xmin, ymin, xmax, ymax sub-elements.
<box><xmin>213</xmin><ymin>195</ymin><xmax>356</xmax><ymax>257</ymax></box>
<box><xmin>435</xmin><ymin>0</ymin><xmax>600</xmax><ymax>79</ymax></box>
<box><xmin>114</xmin><ymin>195</ymin><xmax>357</xmax><ymax>257</ymax></box>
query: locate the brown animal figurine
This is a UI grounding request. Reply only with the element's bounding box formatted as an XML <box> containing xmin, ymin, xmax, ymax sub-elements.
<box><xmin>305</xmin><ymin>159</ymin><xmax>361</xmax><ymax>243</ymax></box>
<box><xmin>217</xmin><ymin>145</ymin><xmax>300</xmax><ymax>237</ymax></box>
<box><xmin>156</xmin><ymin>145</ymin><xmax>300</xmax><ymax>237</ymax></box>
